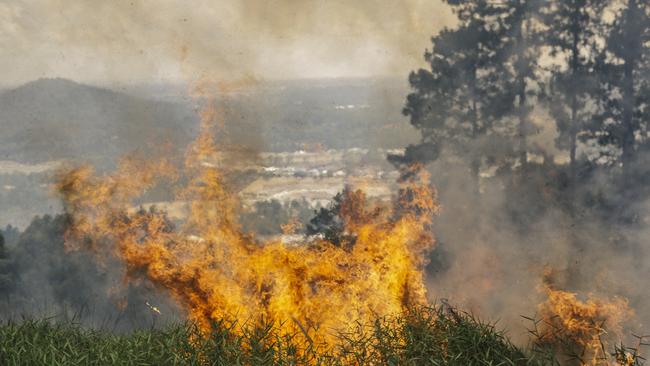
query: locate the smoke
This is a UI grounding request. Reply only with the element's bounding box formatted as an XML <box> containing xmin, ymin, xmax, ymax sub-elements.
<box><xmin>0</xmin><ymin>213</ymin><xmax>183</xmax><ymax>330</ymax></box>
<box><xmin>421</xmin><ymin>145</ymin><xmax>650</xmax><ymax>344</ymax></box>
<box><xmin>1</xmin><ymin>2</ymin><xmax>649</xmax><ymax>362</ymax></box>
<box><xmin>0</xmin><ymin>0</ymin><xmax>455</xmax><ymax>86</ymax></box>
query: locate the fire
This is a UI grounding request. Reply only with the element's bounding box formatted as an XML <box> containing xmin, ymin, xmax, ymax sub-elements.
<box><xmin>537</xmin><ymin>268</ymin><xmax>635</xmax><ymax>365</ymax></box>
<box><xmin>55</xmin><ymin>103</ymin><xmax>439</xmax><ymax>349</ymax></box>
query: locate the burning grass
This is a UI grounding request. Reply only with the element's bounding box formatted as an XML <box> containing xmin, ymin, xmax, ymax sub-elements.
<box><xmin>527</xmin><ymin>269</ymin><xmax>643</xmax><ymax>366</ymax></box>
<box><xmin>40</xmin><ymin>106</ymin><xmax>646</xmax><ymax>365</ymax></box>
<box><xmin>0</xmin><ymin>305</ymin><xmax>550</xmax><ymax>366</ymax></box>
<box><xmin>2</xmin><ymin>305</ymin><xmax>645</xmax><ymax>365</ymax></box>
<box><xmin>54</xmin><ymin>111</ymin><xmax>438</xmax><ymax>350</ymax></box>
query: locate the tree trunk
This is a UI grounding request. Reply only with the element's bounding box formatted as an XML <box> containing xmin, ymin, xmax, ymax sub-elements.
<box><xmin>518</xmin><ymin>78</ymin><xmax>528</xmax><ymax>172</ymax></box>
<box><xmin>516</xmin><ymin>15</ymin><xmax>529</xmax><ymax>174</ymax></box>
<box><xmin>569</xmin><ymin>94</ymin><xmax>578</xmax><ymax>185</ymax></box>
<box><xmin>621</xmin><ymin>0</ymin><xmax>638</xmax><ymax>186</ymax></box>
<box><xmin>621</xmin><ymin>57</ymin><xmax>635</xmax><ymax>184</ymax></box>
<box><xmin>568</xmin><ymin>12</ymin><xmax>580</xmax><ymax>187</ymax></box>
<box><xmin>470</xmin><ymin>67</ymin><xmax>481</xmax><ymax>199</ymax></box>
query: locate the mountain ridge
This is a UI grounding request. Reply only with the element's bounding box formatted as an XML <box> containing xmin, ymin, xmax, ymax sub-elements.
<box><xmin>0</xmin><ymin>78</ymin><xmax>196</xmax><ymax>164</ymax></box>
<box><xmin>0</xmin><ymin>77</ymin><xmax>417</xmax><ymax>164</ymax></box>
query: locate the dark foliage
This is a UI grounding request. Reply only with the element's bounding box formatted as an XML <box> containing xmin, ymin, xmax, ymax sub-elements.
<box><xmin>306</xmin><ymin>190</ymin><xmax>347</xmax><ymax>246</ymax></box>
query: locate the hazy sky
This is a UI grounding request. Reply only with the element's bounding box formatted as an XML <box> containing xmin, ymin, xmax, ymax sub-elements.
<box><xmin>0</xmin><ymin>0</ymin><xmax>454</xmax><ymax>86</ymax></box>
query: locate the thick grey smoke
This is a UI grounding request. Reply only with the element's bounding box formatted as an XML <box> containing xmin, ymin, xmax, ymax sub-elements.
<box><xmin>422</xmin><ymin>145</ymin><xmax>650</xmax><ymax>343</ymax></box>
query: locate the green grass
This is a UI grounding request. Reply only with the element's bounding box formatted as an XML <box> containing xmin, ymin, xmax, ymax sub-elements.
<box><xmin>0</xmin><ymin>306</ymin><xmax>632</xmax><ymax>366</ymax></box>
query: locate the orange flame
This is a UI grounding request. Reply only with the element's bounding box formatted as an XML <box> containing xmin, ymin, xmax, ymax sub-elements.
<box><xmin>537</xmin><ymin>268</ymin><xmax>635</xmax><ymax>365</ymax></box>
<box><xmin>55</xmin><ymin>103</ymin><xmax>439</xmax><ymax>349</ymax></box>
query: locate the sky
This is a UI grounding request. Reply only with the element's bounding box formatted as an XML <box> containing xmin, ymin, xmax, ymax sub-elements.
<box><xmin>0</xmin><ymin>0</ymin><xmax>455</xmax><ymax>86</ymax></box>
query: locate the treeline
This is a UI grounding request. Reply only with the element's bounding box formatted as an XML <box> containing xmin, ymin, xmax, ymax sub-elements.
<box><xmin>387</xmin><ymin>0</ymin><xmax>650</xmax><ymax>330</ymax></box>
<box><xmin>0</xmin><ymin>199</ymin><xmax>317</xmax><ymax>326</ymax></box>
<box><xmin>394</xmin><ymin>0</ymin><xmax>649</xmax><ymax>210</ymax></box>
<box><xmin>0</xmin><ymin>215</ymin><xmax>182</xmax><ymax>330</ymax></box>
<box><xmin>241</xmin><ymin>198</ymin><xmax>314</xmax><ymax>236</ymax></box>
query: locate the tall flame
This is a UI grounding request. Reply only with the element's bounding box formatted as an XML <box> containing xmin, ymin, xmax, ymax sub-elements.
<box><xmin>55</xmin><ymin>103</ymin><xmax>439</xmax><ymax>348</ymax></box>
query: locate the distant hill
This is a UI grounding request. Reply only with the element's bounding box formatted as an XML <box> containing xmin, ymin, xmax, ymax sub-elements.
<box><xmin>0</xmin><ymin>77</ymin><xmax>418</xmax><ymax>164</ymax></box>
<box><xmin>0</xmin><ymin>77</ymin><xmax>419</xmax><ymax>228</ymax></box>
<box><xmin>0</xmin><ymin>78</ymin><xmax>196</xmax><ymax>164</ymax></box>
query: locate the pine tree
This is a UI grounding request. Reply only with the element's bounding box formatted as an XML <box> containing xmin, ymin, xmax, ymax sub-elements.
<box><xmin>402</xmin><ymin>0</ymin><xmax>514</xmax><ymax>193</ymax></box>
<box><xmin>499</xmin><ymin>0</ymin><xmax>546</xmax><ymax>173</ymax></box>
<box><xmin>0</xmin><ymin>233</ymin><xmax>15</xmax><ymax>299</ymax></box>
<box><xmin>541</xmin><ymin>0</ymin><xmax>608</xmax><ymax>183</ymax></box>
<box><xmin>589</xmin><ymin>0</ymin><xmax>650</xmax><ymax>185</ymax></box>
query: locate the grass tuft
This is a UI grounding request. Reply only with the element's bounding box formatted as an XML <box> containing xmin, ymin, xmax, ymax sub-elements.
<box><xmin>0</xmin><ymin>306</ymin><xmax>642</xmax><ymax>365</ymax></box>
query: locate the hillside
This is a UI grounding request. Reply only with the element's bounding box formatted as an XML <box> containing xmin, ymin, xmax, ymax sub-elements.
<box><xmin>0</xmin><ymin>78</ymin><xmax>196</xmax><ymax>164</ymax></box>
<box><xmin>0</xmin><ymin>78</ymin><xmax>418</xmax><ymax>164</ymax></box>
<box><xmin>216</xmin><ymin>78</ymin><xmax>419</xmax><ymax>152</ymax></box>
<box><xmin>0</xmin><ymin>77</ymin><xmax>419</xmax><ymax>228</ymax></box>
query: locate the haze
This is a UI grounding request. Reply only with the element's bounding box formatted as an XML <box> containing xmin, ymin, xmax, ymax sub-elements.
<box><xmin>0</xmin><ymin>0</ymin><xmax>455</xmax><ymax>86</ymax></box>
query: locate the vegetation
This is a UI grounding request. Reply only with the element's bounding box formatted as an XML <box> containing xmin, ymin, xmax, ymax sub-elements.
<box><xmin>306</xmin><ymin>189</ymin><xmax>349</xmax><ymax>246</ymax></box>
<box><xmin>400</xmin><ymin>0</ymin><xmax>650</xmax><ymax>197</ymax></box>
<box><xmin>0</xmin><ymin>214</ymin><xmax>177</xmax><ymax>330</ymax></box>
<box><xmin>541</xmin><ymin>0</ymin><xmax>607</xmax><ymax>180</ymax></box>
<box><xmin>0</xmin><ymin>198</ymin><xmax>326</xmax><ymax>330</ymax></box>
<box><xmin>396</xmin><ymin>0</ymin><xmax>650</xmax><ymax>296</ymax></box>
<box><xmin>241</xmin><ymin>199</ymin><xmax>314</xmax><ymax>236</ymax></box>
<box><xmin>0</xmin><ymin>1</ymin><xmax>649</xmax><ymax>365</ymax></box>
<box><xmin>0</xmin><ymin>233</ymin><xmax>15</xmax><ymax>300</ymax></box>
<box><xmin>0</xmin><ymin>305</ymin><xmax>566</xmax><ymax>366</ymax></box>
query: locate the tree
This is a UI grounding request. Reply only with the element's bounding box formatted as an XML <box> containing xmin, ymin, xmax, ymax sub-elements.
<box><xmin>589</xmin><ymin>0</ymin><xmax>650</xmax><ymax>185</ymax></box>
<box><xmin>2</xmin><ymin>214</ymin><xmax>176</xmax><ymax>326</ymax></box>
<box><xmin>306</xmin><ymin>186</ymin><xmax>374</xmax><ymax>249</ymax></box>
<box><xmin>241</xmin><ymin>200</ymin><xmax>289</xmax><ymax>236</ymax></box>
<box><xmin>306</xmin><ymin>190</ymin><xmax>347</xmax><ymax>246</ymax></box>
<box><xmin>402</xmin><ymin>0</ymin><xmax>517</xmax><ymax>194</ymax></box>
<box><xmin>1</xmin><ymin>225</ymin><xmax>19</xmax><ymax>248</ymax></box>
<box><xmin>10</xmin><ymin>215</ymin><xmax>107</xmax><ymax>310</ymax></box>
<box><xmin>499</xmin><ymin>0</ymin><xmax>546</xmax><ymax>173</ymax></box>
<box><xmin>0</xmin><ymin>234</ymin><xmax>6</xmax><ymax>258</ymax></box>
<box><xmin>0</xmin><ymin>233</ymin><xmax>16</xmax><ymax>300</ymax></box>
<box><xmin>541</xmin><ymin>0</ymin><xmax>608</xmax><ymax>183</ymax></box>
